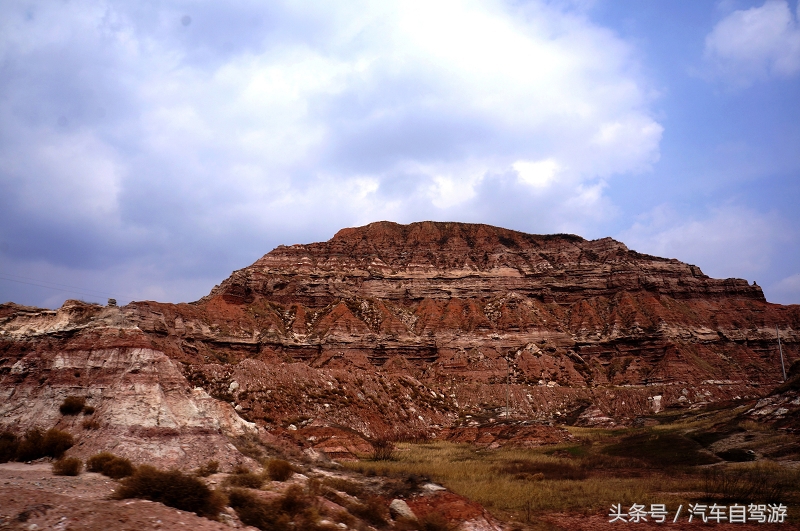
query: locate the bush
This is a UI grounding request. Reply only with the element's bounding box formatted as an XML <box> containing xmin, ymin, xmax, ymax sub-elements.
<box><xmin>195</xmin><ymin>460</ymin><xmax>219</xmax><ymax>477</ymax></box>
<box><xmin>0</xmin><ymin>431</ymin><xmax>19</xmax><ymax>463</ymax></box>
<box><xmin>82</xmin><ymin>406</ymin><xmax>95</xmax><ymax>415</ymax></box>
<box><xmin>87</xmin><ymin>452</ymin><xmax>135</xmax><ymax>479</ymax></box>
<box><xmin>15</xmin><ymin>428</ymin><xmax>73</xmax><ymax>461</ymax></box>
<box><xmin>115</xmin><ymin>465</ymin><xmax>226</xmax><ymax>518</ymax></box>
<box><xmin>370</xmin><ymin>438</ymin><xmax>395</xmax><ymax>461</ymax></box>
<box><xmin>225</xmin><ymin>471</ymin><xmax>264</xmax><ymax>488</ymax></box>
<box><xmin>43</xmin><ymin>428</ymin><xmax>74</xmax><ymax>458</ymax></box>
<box><xmin>82</xmin><ymin>418</ymin><xmax>101</xmax><ymax>430</ymax></box>
<box><xmin>267</xmin><ymin>459</ymin><xmax>293</xmax><ymax>481</ymax></box>
<box><xmin>53</xmin><ymin>457</ymin><xmax>82</xmax><ymax>476</ymax></box>
<box><xmin>228</xmin><ymin>488</ymin><xmax>292</xmax><ymax>531</ymax></box>
<box><xmin>60</xmin><ymin>396</ymin><xmax>86</xmax><ymax>415</ymax></box>
<box><xmin>347</xmin><ymin>496</ymin><xmax>388</xmax><ymax>527</ymax></box>
<box><xmin>228</xmin><ymin>485</ymin><xmax>323</xmax><ymax>531</ymax></box>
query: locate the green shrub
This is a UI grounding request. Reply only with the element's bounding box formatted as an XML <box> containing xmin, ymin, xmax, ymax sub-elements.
<box><xmin>59</xmin><ymin>396</ymin><xmax>86</xmax><ymax>415</ymax></box>
<box><xmin>87</xmin><ymin>452</ymin><xmax>135</xmax><ymax>479</ymax></box>
<box><xmin>15</xmin><ymin>428</ymin><xmax>73</xmax><ymax>461</ymax></box>
<box><xmin>115</xmin><ymin>465</ymin><xmax>226</xmax><ymax>517</ymax></box>
<box><xmin>267</xmin><ymin>459</ymin><xmax>293</xmax><ymax>481</ymax></box>
<box><xmin>53</xmin><ymin>457</ymin><xmax>82</xmax><ymax>476</ymax></box>
<box><xmin>0</xmin><ymin>431</ymin><xmax>19</xmax><ymax>463</ymax></box>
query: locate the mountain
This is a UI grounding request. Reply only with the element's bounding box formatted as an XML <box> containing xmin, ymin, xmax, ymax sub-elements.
<box><xmin>1</xmin><ymin>221</ymin><xmax>798</xmax><ymax>464</ymax></box>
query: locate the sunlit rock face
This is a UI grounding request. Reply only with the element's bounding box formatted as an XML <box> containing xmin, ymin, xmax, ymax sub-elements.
<box><xmin>2</xmin><ymin>221</ymin><xmax>798</xmax><ymax>454</ymax></box>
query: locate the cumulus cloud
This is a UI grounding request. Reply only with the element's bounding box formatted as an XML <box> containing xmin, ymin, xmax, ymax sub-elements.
<box><xmin>618</xmin><ymin>204</ymin><xmax>789</xmax><ymax>281</ymax></box>
<box><xmin>704</xmin><ymin>0</ymin><xmax>800</xmax><ymax>85</ymax></box>
<box><xmin>0</xmin><ymin>0</ymin><xmax>661</xmax><ymax>305</ymax></box>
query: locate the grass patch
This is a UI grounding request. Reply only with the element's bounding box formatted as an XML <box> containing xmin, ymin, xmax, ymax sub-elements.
<box><xmin>344</xmin><ymin>441</ymin><xmax>678</xmax><ymax>518</ymax></box>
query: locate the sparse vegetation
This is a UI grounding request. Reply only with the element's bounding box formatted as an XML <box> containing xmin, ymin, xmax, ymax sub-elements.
<box><xmin>115</xmin><ymin>465</ymin><xmax>226</xmax><ymax>518</ymax></box>
<box><xmin>82</xmin><ymin>417</ymin><xmax>101</xmax><ymax>430</ymax></box>
<box><xmin>227</xmin><ymin>484</ymin><xmax>329</xmax><ymax>531</ymax></box>
<box><xmin>194</xmin><ymin>459</ymin><xmax>219</xmax><ymax>477</ymax></box>
<box><xmin>87</xmin><ymin>452</ymin><xmax>135</xmax><ymax>479</ymax></box>
<box><xmin>59</xmin><ymin>396</ymin><xmax>86</xmax><ymax>415</ymax></box>
<box><xmin>53</xmin><ymin>457</ymin><xmax>82</xmax><ymax>476</ymax></box>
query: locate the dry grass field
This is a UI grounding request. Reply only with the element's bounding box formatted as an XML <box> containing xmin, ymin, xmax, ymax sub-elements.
<box><xmin>346</xmin><ymin>405</ymin><xmax>800</xmax><ymax>529</ymax></box>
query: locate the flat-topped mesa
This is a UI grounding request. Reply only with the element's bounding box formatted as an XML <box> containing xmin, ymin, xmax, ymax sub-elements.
<box><xmin>212</xmin><ymin>221</ymin><xmax>764</xmax><ymax>306</ymax></box>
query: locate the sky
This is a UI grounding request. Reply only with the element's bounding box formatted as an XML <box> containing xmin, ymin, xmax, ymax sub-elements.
<box><xmin>1</xmin><ymin>0</ymin><xmax>799</xmax><ymax>308</ymax></box>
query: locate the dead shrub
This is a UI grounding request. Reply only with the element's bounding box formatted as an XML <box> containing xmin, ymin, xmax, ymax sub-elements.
<box><xmin>82</xmin><ymin>405</ymin><xmax>95</xmax><ymax>415</ymax></box>
<box><xmin>16</xmin><ymin>428</ymin><xmax>74</xmax><ymax>461</ymax></box>
<box><xmin>228</xmin><ymin>488</ymin><xmax>291</xmax><ymax>531</ymax></box>
<box><xmin>53</xmin><ymin>457</ymin><xmax>82</xmax><ymax>476</ymax></box>
<box><xmin>87</xmin><ymin>452</ymin><xmax>135</xmax><ymax>479</ymax></box>
<box><xmin>228</xmin><ymin>485</ymin><xmax>320</xmax><ymax>531</ymax></box>
<box><xmin>225</xmin><ymin>471</ymin><xmax>264</xmax><ymax>489</ymax></box>
<box><xmin>0</xmin><ymin>431</ymin><xmax>19</xmax><ymax>463</ymax></box>
<box><xmin>346</xmin><ymin>496</ymin><xmax>388</xmax><ymax>527</ymax></box>
<box><xmin>195</xmin><ymin>460</ymin><xmax>219</xmax><ymax>477</ymax></box>
<box><xmin>370</xmin><ymin>438</ymin><xmax>396</xmax><ymax>461</ymax></box>
<box><xmin>267</xmin><ymin>459</ymin><xmax>293</xmax><ymax>481</ymax></box>
<box><xmin>115</xmin><ymin>465</ymin><xmax>226</xmax><ymax>518</ymax></box>
<box><xmin>322</xmin><ymin>477</ymin><xmax>365</xmax><ymax>498</ymax></box>
<box><xmin>82</xmin><ymin>418</ymin><xmax>101</xmax><ymax>430</ymax></box>
<box><xmin>59</xmin><ymin>396</ymin><xmax>86</xmax><ymax>416</ymax></box>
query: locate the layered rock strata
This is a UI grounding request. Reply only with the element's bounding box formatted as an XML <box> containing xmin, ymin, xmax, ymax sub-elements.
<box><xmin>2</xmin><ymin>221</ymin><xmax>799</xmax><ymax>458</ymax></box>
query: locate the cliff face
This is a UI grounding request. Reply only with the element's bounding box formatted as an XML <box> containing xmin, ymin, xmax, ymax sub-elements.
<box><xmin>2</xmin><ymin>221</ymin><xmax>799</xmax><ymax>453</ymax></box>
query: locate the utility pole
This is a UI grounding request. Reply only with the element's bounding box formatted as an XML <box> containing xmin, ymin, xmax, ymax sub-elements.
<box><xmin>777</xmin><ymin>326</ymin><xmax>787</xmax><ymax>382</ymax></box>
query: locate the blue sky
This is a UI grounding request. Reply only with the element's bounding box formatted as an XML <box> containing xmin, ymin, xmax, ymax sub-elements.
<box><xmin>1</xmin><ymin>0</ymin><xmax>799</xmax><ymax>307</ymax></box>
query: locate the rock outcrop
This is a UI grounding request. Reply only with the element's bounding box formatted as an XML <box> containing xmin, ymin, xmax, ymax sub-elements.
<box><xmin>2</xmin><ymin>221</ymin><xmax>799</xmax><ymax>462</ymax></box>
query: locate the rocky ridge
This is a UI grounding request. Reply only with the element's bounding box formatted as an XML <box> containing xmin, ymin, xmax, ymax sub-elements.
<box><xmin>2</xmin><ymin>221</ymin><xmax>799</xmax><ymax>458</ymax></box>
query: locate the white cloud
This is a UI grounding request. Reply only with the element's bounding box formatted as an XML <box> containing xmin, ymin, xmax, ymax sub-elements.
<box><xmin>0</xmin><ymin>0</ymin><xmax>662</xmax><ymax>304</ymax></box>
<box><xmin>618</xmin><ymin>205</ymin><xmax>788</xmax><ymax>280</ymax></box>
<box><xmin>704</xmin><ymin>0</ymin><xmax>800</xmax><ymax>85</ymax></box>
<box><xmin>514</xmin><ymin>159</ymin><xmax>561</xmax><ymax>188</ymax></box>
